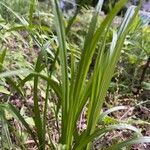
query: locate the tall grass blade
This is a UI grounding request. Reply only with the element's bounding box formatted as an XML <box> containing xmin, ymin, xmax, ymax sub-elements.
<box><xmin>99</xmin><ymin>106</ymin><xmax>128</xmax><ymax>122</ymax></box>
<box><xmin>107</xmin><ymin>137</ymin><xmax>150</xmax><ymax>150</ymax></box>
<box><xmin>53</xmin><ymin>0</ymin><xmax>69</xmax><ymax>144</ymax></box>
<box><xmin>1</xmin><ymin>103</ymin><xmax>38</xmax><ymax>146</ymax></box>
<box><xmin>74</xmin><ymin>124</ymin><xmax>142</xmax><ymax>149</ymax></box>
<box><xmin>33</xmin><ymin>50</ymin><xmax>49</xmax><ymax>150</ymax></box>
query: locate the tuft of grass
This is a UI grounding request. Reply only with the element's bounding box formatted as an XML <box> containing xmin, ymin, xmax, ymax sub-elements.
<box><xmin>0</xmin><ymin>0</ymin><xmax>150</xmax><ymax>150</ymax></box>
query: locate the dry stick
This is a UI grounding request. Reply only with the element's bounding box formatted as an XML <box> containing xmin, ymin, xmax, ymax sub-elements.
<box><xmin>133</xmin><ymin>56</ymin><xmax>150</xmax><ymax>95</ymax></box>
<box><xmin>139</xmin><ymin>56</ymin><xmax>150</xmax><ymax>86</ymax></box>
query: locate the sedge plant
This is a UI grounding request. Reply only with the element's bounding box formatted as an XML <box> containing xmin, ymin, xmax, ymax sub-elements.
<box><xmin>0</xmin><ymin>0</ymin><xmax>150</xmax><ymax>149</ymax></box>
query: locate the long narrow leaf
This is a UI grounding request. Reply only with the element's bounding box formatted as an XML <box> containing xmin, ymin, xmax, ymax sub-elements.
<box><xmin>3</xmin><ymin>103</ymin><xmax>38</xmax><ymax>146</ymax></box>
<box><xmin>74</xmin><ymin>124</ymin><xmax>142</xmax><ymax>149</ymax></box>
<box><xmin>107</xmin><ymin>137</ymin><xmax>150</xmax><ymax>150</ymax></box>
<box><xmin>53</xmin><ymin>0</ymin><xmax>69</xmax><ymax>144</ymax></box>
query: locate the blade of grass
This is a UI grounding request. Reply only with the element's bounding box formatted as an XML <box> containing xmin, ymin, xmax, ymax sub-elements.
<box><xmin>107</xmin><ymin>137</ymin><xmax>150</xmax><ymax>150</ymax></box>
<box><xmin>32</xmin><ymin>48</ymin><xmax>50</xmax><ymax>150</ymax></box>
<box><xmin>53</xmin><ymin>0</ymin><xmax>69</xmax><ymax>144</ymax></box>
<box><xmin>74</xmin><ymin>124</ymin><xmax>142</xmax><ymax>149</ymax></box>
<box><xmin>99</xmin><ymin>106</ymin><xmax>128</xmax><ymax>123</ymax></box>
<box><xmin>1</xmin><ymin>103</ymin><xmax>38</xmax><ymax>146</ymax></box>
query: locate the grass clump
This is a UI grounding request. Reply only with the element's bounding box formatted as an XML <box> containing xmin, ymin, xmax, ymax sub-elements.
<box><xmin>0</xmin><ymin>0</ymin><xmax>150</xmax><ymax>149</ymax></box>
